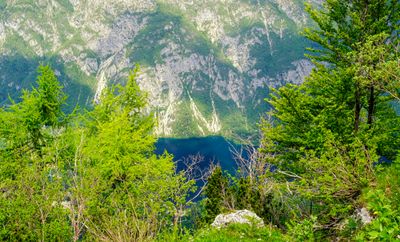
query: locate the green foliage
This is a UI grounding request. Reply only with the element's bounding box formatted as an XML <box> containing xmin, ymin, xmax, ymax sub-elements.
<box><xmin>299</xmin><ymin>138</ymin><xmax>376</xmax><ymax>202</ymax></box>
<box><xmin>159</xmin><ymin>224</ymin><xmax>288</xmax><ymax>242</ymax></box>
<box><xmin>72</xmin><ymin>66</ymin><xmax>190</xmax><ymax>240</ymax></box>
<box><xmin>32</xmin><ymin>65</ymin><xmax>67</xmax><ymax>126</ymax></box>
<box><xmin>355</xmin><ymin>160</ymin><xmax>400</xmax><ymax>241</ymax></box>
<box><xmin>287</xmin><ymin>216</ymin><xmax>319</xmax><ymax>241</ymax></box>
<box><xmin>0</xmin><ymin>55</ymin><xmax>95</xmax><ymax>112</ymax></box>
<box><xmin>0</xmin><ymin>65</ymin><xmax>195</xmax><ymax>241</ymax></box>
<box><xmin>356</xmin><ymin>190</ymin><xmax>400</xmax><ymax>241</ymax></box>
<box><xmin>192</xmin><ymin>224</ymin><xmax>287</xmax><ymax>242</ymax></box>
<box><xmin>231</xmin><ymin>176</ymin><xmax>283</xmax><ymax>226</ymax></box>
<box><xmin>0</xmin><ymin>65</ymin><xmax>71</xmax><ymax>241</ymax></box>
<box><xmin>304</xmin><ymin>0</ymin><xmax>400</xmax><ymax>66</ymax></box>
<box><xmin>204</xmin><ymin>166</ymin><xmax>232</xmax><ymax>222</ymax></box>
<box><xmin>258</xmin><ymin>0</ymin><xmax>400</xmax><ymax>239</ymax></box>
<box><xmin>1</xmin><ymin>1</ymin><xmax>399</xmax><ymax>240</ymax></box>
<box><xmin>1</xmin><ymin>65</ymin><xmax>66</xmax><ymax>154</ymax></box>
<box><xmin>202</xmin><ymin>162</ymin><xmax>291</xmax><ymax>228</ymax></box>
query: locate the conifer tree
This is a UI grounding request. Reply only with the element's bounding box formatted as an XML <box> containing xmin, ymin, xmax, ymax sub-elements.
<box><xmin>0</xmin><ymin>65</ymin><xmax>70</xmax><ymax>241</ymax></box>
<box><xmin>78</xmin><ymin>66</ymin><xmax>188</xmax><ymax>240</ymax></box>
<box><xmin>204</xmin><ymin>166</ymin><xmax>230</xmax><ymax>222</ymax></box>
<box><xmin>0</xmin><ymin>65</ymin><xmax>193</xmax><ymax>241</ymax></box>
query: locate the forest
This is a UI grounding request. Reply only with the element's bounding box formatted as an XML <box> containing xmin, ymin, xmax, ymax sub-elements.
<box><xmin>0</xmin><ymin>0</ymin><xmax>400</xmax><ymax>241</ymax></box>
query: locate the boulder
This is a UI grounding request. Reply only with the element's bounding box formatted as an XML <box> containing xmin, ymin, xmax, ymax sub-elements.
<box><xmin>356</xmin><ymin>207</ymin><xmax>373</xmax><ymax>225</ymax></box>
<box><xmin>211</xmin><ymin>210</ymin><xmax>264</xmax><ymax>228</ymax></box>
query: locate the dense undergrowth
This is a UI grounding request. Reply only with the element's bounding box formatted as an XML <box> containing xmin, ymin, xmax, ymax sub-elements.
<box><xmin>0</xmin><ymin>0</ymin><xmax>400</xmax><ymax>241</ymax></box>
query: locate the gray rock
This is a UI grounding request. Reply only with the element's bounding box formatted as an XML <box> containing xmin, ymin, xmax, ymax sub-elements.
<box><xmin>0</xmin><ymin>0</ymin><xmax>320</xmax><ymax>137</ymax></box>
<box><xmin>356</xmin><ymin>207</ymin><xmax>373</xmax><ymax>225</ymax></box>
<box><xmin>211</xmin><ymin>210</ymin><xmax>264</xmax><ymax>228</ymax></box>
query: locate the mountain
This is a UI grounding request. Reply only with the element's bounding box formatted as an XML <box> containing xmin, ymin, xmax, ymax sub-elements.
<box><xmin>0</xmin><ymin>0</ymin><xmax>317</xmax><ymax>139</ymax></box>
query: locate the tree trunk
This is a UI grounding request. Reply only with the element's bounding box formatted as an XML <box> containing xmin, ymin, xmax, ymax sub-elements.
<box><xmin>354</xmin><ymin>84</ymin><xmax>361</xmax><ymax>133</ymax></box>
<box><xmin>367</xmin><ymin>85</ymin><xmax>375</xmax><ymax>127</ymax></box>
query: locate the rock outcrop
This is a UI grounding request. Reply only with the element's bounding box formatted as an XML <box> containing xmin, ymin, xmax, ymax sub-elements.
<box><xmin>355</xmin><ymin>207</ymin><xmax>373</xmax><ymax>225</ymax></box>
<box><xmin>0</xmin><ymin>0</ymin><xmax>319</xmax><ymax>138</ymax></box>
<box><xmin>211</xmin><ymin>210</ymin><xmax>264</xmax><ymax>228</ymax></box>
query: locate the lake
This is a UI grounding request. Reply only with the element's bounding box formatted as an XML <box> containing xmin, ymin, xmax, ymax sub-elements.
<box><xmin>155</xmin><ymin>136</ymin><xmax>242</xmax><ymax>174</ymax></box>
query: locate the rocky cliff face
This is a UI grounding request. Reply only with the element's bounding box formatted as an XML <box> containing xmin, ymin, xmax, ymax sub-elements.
<box><xmin>0</xmin><ymin>0</ymin><xmax>318</xmax><ymax>138</ymax></box>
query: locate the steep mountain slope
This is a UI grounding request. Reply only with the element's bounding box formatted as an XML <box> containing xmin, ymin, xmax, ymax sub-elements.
<box><xmin>0</xmin><ymin>0</ymin><xmax>317</xmax><ymax>139</ymax></box>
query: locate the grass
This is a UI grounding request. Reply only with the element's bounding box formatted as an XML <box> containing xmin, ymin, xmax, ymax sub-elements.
<box><xmin>157</xmin><ymin>224</ymin><xmax>289</xmax><ymax>242</ymax></box>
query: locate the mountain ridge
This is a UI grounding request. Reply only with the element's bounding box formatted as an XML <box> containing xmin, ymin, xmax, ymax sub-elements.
<box><xmin>0</xmin><ymin>0</ymin><xmax>318</xmax><ymax>139</ymax></box>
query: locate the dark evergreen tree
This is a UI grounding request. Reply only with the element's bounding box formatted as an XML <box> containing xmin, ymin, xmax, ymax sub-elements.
<box><xmin>204</xmin><ymin>166</ymin><xmax>230</xmax><ymax>222</ymax></box>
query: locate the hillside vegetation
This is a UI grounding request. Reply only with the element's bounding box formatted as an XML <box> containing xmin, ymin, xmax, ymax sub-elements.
<box><xmin>0</xmin><ymin>0</ymin><xmax>400</xmax><ymax>241</ymax></box>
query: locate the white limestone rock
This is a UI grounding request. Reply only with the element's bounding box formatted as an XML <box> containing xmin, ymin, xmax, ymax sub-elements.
<box><xmin>211</xmin><ymin>210</ymin><xmax>264</xmax><ymax>228</ymax></box>
<box><xmin>0</xmin><ymin>0</ymin><xmax>321</xmax><ymax>136</ymax></box>
<box><xmin>356</xmin><ymin>207</ymin><xmax>373</xmax><ymax>225</ymax></box>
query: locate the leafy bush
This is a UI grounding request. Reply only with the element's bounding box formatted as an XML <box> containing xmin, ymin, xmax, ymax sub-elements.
<box><xmin>287</xmin><ymin>216</ymin><xmax>319</xmax><ymax>242</ymax></box>
<box><xmin>158</xmin><ymin>224</ymin><xmax>288</xmax><ymax>242</ymax></box>
<box><xmin>356</xmin><ymin>160</ymin><xmax>400</xmax><ymax>241</ymax></box>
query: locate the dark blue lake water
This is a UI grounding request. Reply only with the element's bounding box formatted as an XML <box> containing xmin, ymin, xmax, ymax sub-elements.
<box><xmin>155</xmin><ymin>136</ymin><xmax>241</xmax><ymax>174</ymax></box>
